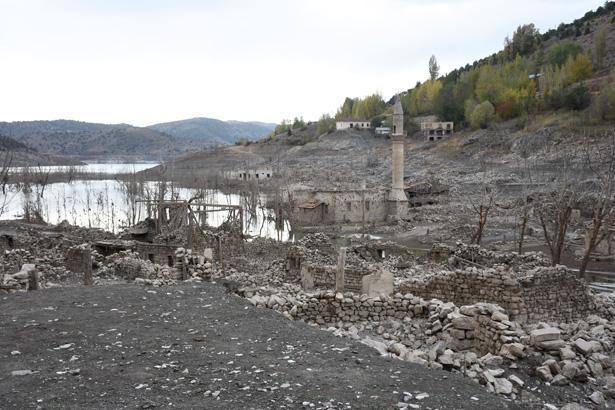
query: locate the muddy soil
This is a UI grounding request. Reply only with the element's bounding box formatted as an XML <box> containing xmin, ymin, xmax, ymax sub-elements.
<box><xmin>0</xmin><ymin>283</ymin><xmax>517</xmax><ymax>409</ymax></box>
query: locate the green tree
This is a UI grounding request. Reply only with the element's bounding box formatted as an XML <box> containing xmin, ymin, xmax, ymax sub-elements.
<box><xmin>470</xmin><ymin>101</ymin><xmax>495</xmax><ymax>129</ymax></box>
<box><xmin>274</xmin><ymin>120</ymin><xmax>291</xmax><ymax>135</ymax></box>
<box><xmin>429</xmin><ymin>55</ymin><xmax>440</xmax><ymax>80</ymax></box>
<box><xmin>351</xmin><ymin>93</ymin><xmax>386</xmax><ymax>119</ymax></box>
<box><xmin>475</xmin><ymin>65</ymin><xmax>505</xmax><ymax>104</ymax></box>
<box><xmin>316</xmin><ymin>114</ymin><xmax>336</xmax><ymax>134</ymax></box>
<box><xmin>505</xmin><ymin>24</ymin><xmax>540</xmax><ymax>59</ymax></box>
<box><xmin>547</xmin><ymin>41</ymin><xmax>582</xmax><ymax>67</ymax></box>
<box><xmin>539</xmin><ymin>63</ymin><xmax>566</xmax><ymax>97</ymax></box>
<box><xmin>464</xmin><ymin>98</ymin><xmax>478</xmax><ymax>123</ymax></box>
<box><xmin>433</xmin><ymin>82</ymin><xmax>465</xmax><ymax>123</ymax></box>
<box><xmin>336</xmin><ymin>97</ymin><xmax>356</xmax><ymax>119</ymax></box>
<box><xmin>292</xmin><ymin>117</ymin><xmax>306</xmax><ymax>129</ymax></box>
<box><xmin>546</xmin><ymin>84</ymin><xmax>591</xmax><ymax>110</ymax></box>
<box><xmin>566</xmin><ymin>53</ymin><xmax>593</xmax><ymax>84</ymax></box>
<box><xmin>591</xmin><ymin>69</ymin><xmax>615</xmax><ymax>121</ymax></box>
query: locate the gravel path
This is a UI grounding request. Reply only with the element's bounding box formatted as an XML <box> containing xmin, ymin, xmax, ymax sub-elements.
<box><xmin>0</xmin><ymin>283</ymin><xmax>519</xmax><ymax>409</ymax></box>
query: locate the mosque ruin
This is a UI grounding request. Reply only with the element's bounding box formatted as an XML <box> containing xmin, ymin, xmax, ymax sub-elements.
<box><xmin>292</xmin><ymin>95</ymin><xmax>410</xmax><ymax>226</ymax></box>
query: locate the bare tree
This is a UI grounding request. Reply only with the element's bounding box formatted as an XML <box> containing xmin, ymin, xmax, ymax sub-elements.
<box><xmin>470</xmin><ymin>182</ymin><xmax>498</xmax><ymax>245</ymax></box>
<box><xmin>578</xmin><ymin>132</ymin><xmax>615</xmax><ymax>278</ymax></box>
<box><xmin>514</xmin><ymin>146</ymin><xmax>535</xmax><ymax>254</ymax></box>
<box><xmin>534</xmin><ymin>154</ymin><xmax>582</xmax><ymax>267</ymax></box>
<box><xmin>0</xmin><ymin>152</ymin><xmax>16</xmax><ymax>218</ymax></box>
<box><xmin>516</xmin><ymin>195</ymin><xmax>532</xmax><ymax>254</ymax></box>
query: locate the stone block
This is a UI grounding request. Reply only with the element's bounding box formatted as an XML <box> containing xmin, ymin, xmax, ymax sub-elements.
<box><xmin>361</xmin><ymin>269</ymin><xmax>393</xmax><ymax>297</ymax></box>
<box><xmin>573</xmin><ymin>338</ymin><xmax>593</xmax><ymax>355</ymax></box>
<box><xmin>451</xmin><ymin>316</ymin><xmax>476</xmax><ymax>330</ymax></box>
<box><xmin>530</xmin><ymin>327</ymin><xmax>561</xmax><ymax>344</ymax></box>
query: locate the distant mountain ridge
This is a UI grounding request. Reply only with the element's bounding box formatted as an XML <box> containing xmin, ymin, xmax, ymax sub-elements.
<box><xmin>148</xmin><ymin>117</ymin><xmax>276</xmax><ymax>145</ymax></box>
<box><xmin>0</xmin><ymin>117</ymin><xmax>275</xmax><ymax>163</ymax></box>
<box><xmin>0</xmin><ymin>120</ymin><xmax>190</xmax><ymax>161</ymax></box>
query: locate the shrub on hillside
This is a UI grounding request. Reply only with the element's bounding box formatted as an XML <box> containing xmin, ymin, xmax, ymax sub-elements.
<box><xmin>566</xmin><ymin>53</ymin><xmax>593</xmax><ymax>84</ymax></box>
<box><xmin>547</xmin><ymin>41</ymin><xmax>582</xmax><ymax>67</ymax></box>
<box><xmin>470</xmin><ymin>101</ymin><xmax>495</xmax><ymax>129</ymax></box>
<box><xmin>546</xmin><ymin>84</ymin><xmax>591</xmax><ymax>110</ymax></box>
<box><xmin>370</xmin><ymin>115</ymin><xmax>386</xmax><ymax>128</ymax></box>
<box><xmin>316</xmin><ymin>114</ymin><xmax>336</xmax><ymax>135</ymax></box>
<box><xmin>590</xmin><ymin>71</ymin><xmax>615</xmax><ymax>121</ymax></box>
<box><xmin>235</xmin><ymin>137</ymin><xmax>252</xmax><ymax>146</ymax></box>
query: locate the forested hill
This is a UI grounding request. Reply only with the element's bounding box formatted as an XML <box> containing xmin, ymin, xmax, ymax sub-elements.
<box><xmin>308</xmin><ymin>1</ymin><xmax>615</xmax><ymax>136</ymax></box>
<box><xmin>148</xmin><ymin>117</ymin><xmax>276</xmax><ymax>145</ymax></box>
<box><xmin>0</xmin><ymin>134</ymin><xmax>31</xmax><ymax>152</ymax></box>
<box><xmin>0</xmin><ymin>133</ymin><xmax>84</xmax><ymax>167</ymax></box>
<box><xmin>0</xmin><ymin>118</ymin><xmax>276</xmax><ymax>162</ymax></box>
<box><xmin>0</xmin><ymin>120</ymin><xmax>197</xmax><ymax>161</ymax></box>
<box><xmin>400</xmin><ymin>1</ymin><xmax>615</xmax><ymax>128</ymax></box>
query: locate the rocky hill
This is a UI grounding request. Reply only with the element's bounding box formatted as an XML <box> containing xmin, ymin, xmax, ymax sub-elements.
<box><xmin>148</xmin><ymin>117</ymin><xmax>276</xmax><ymax>145</ymax></box>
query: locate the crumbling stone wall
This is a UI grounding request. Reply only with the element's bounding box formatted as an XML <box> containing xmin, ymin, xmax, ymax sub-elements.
<box><xmin>398</xmin><ymin>266</ymin><xmax>596</xmax><ymax>323</ymax></box>
<box><xmin>135</xmin><ymin>243</ymin><xmax>180</xmax><ymax>267</ymax></box>
<box><xmin>250</xmin><ymin>290</ymin><xmax>523</xmax><ymax>357</ymax></box>
<box><xmin>291</xmin><ymin>292</ymin><xmax>428</xmax><ymax>324</ymax></box>
<box><xmin>292</xmin><ymin>189</ymin><xmax>390</xmax><ymax>225</ymax></box>
<box><xmin>300</xmin><ymin>262</ymin><xmax>372</xmax><ymax>292</ymax></box>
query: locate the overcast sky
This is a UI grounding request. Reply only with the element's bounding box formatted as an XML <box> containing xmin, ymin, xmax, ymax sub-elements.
<box><xmin>0</xmin><ymin>0</ymin><xmax>606</xmax><ymax>126</ymax></box>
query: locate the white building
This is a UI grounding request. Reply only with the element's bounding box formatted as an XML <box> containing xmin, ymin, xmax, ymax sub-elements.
<box><xmin>335</xmin><ymin>119</ymin><xmax>371</xmax><ymax>130</ymax></box>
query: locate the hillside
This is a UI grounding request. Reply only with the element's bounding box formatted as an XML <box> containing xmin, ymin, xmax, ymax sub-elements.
<box><xmin>398</xmin><ymin>2</ymin><xmax>615</xmax><ymax>128</ymax></box>
<box><xmin>0</xmin><ymin>120</ymin><xmax>197</xmax><ymax>162</ymax></box>
<box><xmin>0</xmin><ymin>133</ymin><xmax>83</xmax><ymax>167</ymax></box>
<box><xmin>0</xmin><ymin>134</ymin><xmax>30</xmax><ymax>152</ymax></box>
<box><xmin>148</xmin><ymin>117</ymin><xmax>276</xmax><ymax>145</ymax></box>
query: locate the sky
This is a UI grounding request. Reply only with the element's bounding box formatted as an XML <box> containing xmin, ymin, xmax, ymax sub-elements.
<box><xmin>0</xmin><ymin>0</ymin><xmax>607</xmax><ymax>126</ymax></box>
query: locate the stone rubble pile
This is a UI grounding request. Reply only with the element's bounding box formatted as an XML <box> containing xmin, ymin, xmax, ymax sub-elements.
<box><xmin>431</xmin><ymin>242</ymin><xmax>551</xmax><ymax>270</ymax></box>
<box><xmin>525</xmin><ymin>316</ymin><xmax>615</xmax><ymax>386</ymax></box>
<box><xmin>97</xmin><ymin>251</ymin><xmax>180</xmax><ymax>286</ymax></box>
<box><xmin>0</xmin><ymin>263</ymin><xmax>39</xmax><ymax>293</ymax></box>
<box><xmin>174</xmin><ymin>247</ymin><xmax>214</xmax><ymax>281</ymax></box>
<box><xmin>0</xmin><ymin>248</ymin><xmax>35</xmax><ymax>275</ymax></box>
<box><xmin>236</xmin><ymin>284</ymin><xmax>615</xmax><ymax>403</ymax></box>
<box><xmin>0</xmin><ymin>248</ymin><xmax>68</xmax><ymax>292</ymax></box>
<box><xmin>210</xmin><ymin>261</ymin><xmax>288</xmax><ymax>288</ymax></box>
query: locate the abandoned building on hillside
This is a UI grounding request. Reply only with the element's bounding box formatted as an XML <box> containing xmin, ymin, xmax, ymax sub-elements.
<box><xmin>405</xmin><ymin>180</ymin><xmax>450</xmax><ymax>207</ymax></box>
<box><xmin>225</xmin><ymin>167</ymin><xmax>273</xmax><ymax>181</ymax></box>
<box><xmin>335</xmin><ymin>119</ymin><xmax>371</xmax><ymax>130</ymax></box>
<box><xmin>421</xmin><ymin>121</ymin><xmax>454</xmax><ymax>140</ymax></box>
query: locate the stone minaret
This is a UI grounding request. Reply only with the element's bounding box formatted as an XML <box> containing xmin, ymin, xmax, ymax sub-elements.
<box><xmin>389</xmin><ymin>95</ymin><xmax>407</xmax><ymax>202</ymax></box>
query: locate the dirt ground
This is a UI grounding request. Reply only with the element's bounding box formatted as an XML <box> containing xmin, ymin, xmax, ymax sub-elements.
<box><xmin>0</xmin><ymin>282</ymin><xmax>518</xmax><ymax>410</ymax></box>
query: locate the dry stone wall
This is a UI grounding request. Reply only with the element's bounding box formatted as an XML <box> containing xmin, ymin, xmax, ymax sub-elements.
<box><xmin>398</xmin><ymin>265</ymin><xmax>597</xmax><ymax>323</ymax></box>
<box><xmin>246</xmin><ymin>289</ymin><xmax>524</xmax><ymax>357</ymax></box>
